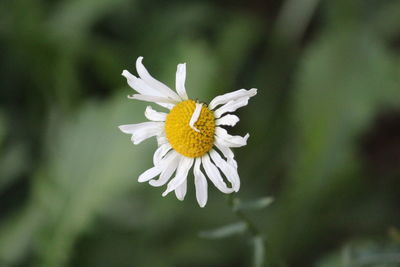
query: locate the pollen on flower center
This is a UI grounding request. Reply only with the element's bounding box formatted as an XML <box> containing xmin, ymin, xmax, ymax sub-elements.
<box><xmin>165</xmin><ymin>100</ymin><xmax>215</xmax><ymax>158</ymax></box>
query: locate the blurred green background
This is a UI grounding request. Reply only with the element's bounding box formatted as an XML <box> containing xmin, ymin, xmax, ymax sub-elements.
<box><xmin>1</xmin><ymin>0</ymin><xmax>400</xmax><ymax>266</ymax></box>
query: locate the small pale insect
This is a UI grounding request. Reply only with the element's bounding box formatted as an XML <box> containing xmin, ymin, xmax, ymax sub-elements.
<box><xmin>119</xmin><ymin>57</ymin><xmax>257</xmax><ymax>207</ymax></box>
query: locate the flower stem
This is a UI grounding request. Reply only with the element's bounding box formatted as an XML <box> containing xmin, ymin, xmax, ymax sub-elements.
<box><xmin>228</xmin><ymin>194</ymin><xmax>260</xmax><ymax>236</ymax></box>
<box><xmin>228</xmin><ymin>194</ymin><xmax>264</xmax><ymax>267</ymax></box>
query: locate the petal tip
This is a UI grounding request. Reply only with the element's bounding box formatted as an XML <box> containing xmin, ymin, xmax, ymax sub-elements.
<box><xmin>137</xmin><ymin>177</ymin><xmax>147</xmax><ymax>183</ymax></box>
<box><xmin>136</xmin><ymin>56</ymin><xmax>144</xmax><ymax>66</ymax></box>
<box><xmin>118</xmin><ymin>125</ymin><xmax>129</xmax><ymax>133</ymax></box>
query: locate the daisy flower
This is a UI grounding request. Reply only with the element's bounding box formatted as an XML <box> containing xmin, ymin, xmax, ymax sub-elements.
<box><xmin>119</xmin><ymin>57</ymin><xmax>257</xmax><ymax>207</ymax></box>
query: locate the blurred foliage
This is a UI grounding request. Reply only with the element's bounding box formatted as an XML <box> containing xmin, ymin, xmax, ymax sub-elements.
<box><xmin>1</xmin><ymin>0</ymin><xmax>400</xmax><ymax>266</ymax></box>
<box><xmin>317</xmin><ymin>240</ymin><xmax>400</xmax><ymax>267</ymax></box>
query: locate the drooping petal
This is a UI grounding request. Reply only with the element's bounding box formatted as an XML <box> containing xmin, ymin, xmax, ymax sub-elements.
<box><xmin>189</xmin><ymin>103</ymin><xmax>202</xmax><ymax>132</ymax></box>
<box><xmin>122</xmin><ymin>70</ymin><xmax>162</xmax><ymax>97</ymax></box>
<box><xmin>209</xmin><ymin>88</ymin><xmax>257</xmax><ymax>110</ymax></box>
<box><xmin>209</xmin><ymin>149</ymin><xmax>240</xmax><ymax>192</ymax></box>
<box><xmin>215</xmin><ymin>127</ymin><xmax>249</xmax><ymax>148</ymax></box>
<box><xmin>215</xmin><ymin>140</ymin><xmax>238</xmax><ymax>169</ymax></box>
<box><xmin>118</xmin><ymin>122</ymin><xmax>164</xmax><ymax>145</ymax></box>
<box><xmin>153</xmin><ymin>143</ymin><xmax>172</xmax><ymax>166</ymax></box>
<box><xmin>201</xmin><ymin>153</ymin><xmax>234</xmax><ymax>194</ymax></box>
<box><xmin>175</xmin><ymin>179</ymin><xmax>187</xmax><ymax>201</ymax></box>
<box><xmin>141</xmin><ymin>150</ymin><xmax>177</xmax><ymax>183</ymax></box>
<box><xmin>145</xmin><ymin>106</ymin><xmax>167</xmax><ymax>122</ymax></box>
<box><xmin>149</xmin><ymin>152</ymin><xmax>180</xmax><ymax>187</ymax></box>
<box><xmin>157</xmin><ymin>135</ymin><xmax>168</xmax><ymax>146</ymax></box>
<box><xmin>122</xmin><ymin>70</ymin><xmax>174</xmax><ymax>109</ymax></box>
<box><xmin>127</xmin><ymin>94</ymin><xmax>177</xmax><ymax>106</ymax></box>
<box><xmin>194</xmin><ymin>158</ymin><xmax>208</xmax><ymax>207</ymax></box>
<box><xmin>175</xmin><ymin>63</ymin><xmax>189</xmax><ymax>100</ymax></box>
<box><xmin>138</xmin><ymin>165</ymin><xmax>162</xmax><ymax>183</ymax></box>
<box><xmin>215</xmin><ymin>114</ymin><xmax>240</xmax><ymax>127</ymax></box>
<box><xmin>162</xmin><ymin>156</ymin><xmax>194</xmax><ymax>196</ymax></box>
<box><xmin>214</xmin><ymin>97</ymin><xmax>252</xmax><ymax>118</ymax></box>
<box><xmin>136</xmin><ymin>57</ymin><xmax>181</xmax><ymax>101</ymax></box>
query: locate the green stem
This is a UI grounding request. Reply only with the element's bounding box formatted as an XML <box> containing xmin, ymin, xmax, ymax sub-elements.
<box><xmin>228</xmin><ymin>194</ymin><xmax>260</xmax><ymax>236</ymax></box>
<box><xmin>227</xmin><ymin>195</ymin><xmax>288</xmax><ymax>267</ymax></box>
<box><xmin>228</xmin><ymin>194</ymin><xmax>264</xmax><ymax>267</ymax></box>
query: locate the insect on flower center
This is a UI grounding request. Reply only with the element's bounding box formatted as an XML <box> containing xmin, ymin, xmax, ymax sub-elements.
<box><xmin>165</xmin><ymin>100</ymin><xmax>215</xmax><ymax>158</ymax></box>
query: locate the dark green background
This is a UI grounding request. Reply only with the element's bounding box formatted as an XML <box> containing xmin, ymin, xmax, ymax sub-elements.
<box><xmin>1</xmin><ymin>0</ymin><xmax>400</xmax><ymax>266</ymax></box>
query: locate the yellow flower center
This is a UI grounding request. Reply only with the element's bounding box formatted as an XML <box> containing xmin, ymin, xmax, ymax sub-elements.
<box><xmin>165</xmin><ymin>100</ymin><xmax>215</xmax><ymax>158</ymax></box>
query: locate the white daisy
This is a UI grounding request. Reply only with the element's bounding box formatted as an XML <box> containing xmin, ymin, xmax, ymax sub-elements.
<box><xmin>119</xmin><ymin>57</ymin><xmax>257</xmax><ymax>207</ymax></box>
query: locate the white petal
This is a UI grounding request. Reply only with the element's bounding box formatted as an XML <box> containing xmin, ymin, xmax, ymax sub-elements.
<box><xmin>201</xmin><ymin>153</ymin><xmax>234</xmax><ymax>194</ymax></box>
<box><xmin>215</xmin><ymin>114</ymin><xmax>240</xmax><ymax>127</ymax></box>
<box><xmin>122</xmin><ymin>70</ymin><xmax>174</xmax><ymax>109</ymax></box>
<box><xmin>189</xmin><ymin>103</ymin><xmax>202</xmax><ymax>133</ymax></box>
<box><xmin>215</xmin><ymin>127</ymin><xmax>249</xmax><ymax>148</ymax></box>
<box><xmin>128</xmin><ymin>94</ymin><xmax>177</xmax><ymax>106</ymax></box>
<box><xmin>140</xmin><ymin>150</ymin><xmax>177</xmax><ymax>183</ymax></box>
<box><xmin>214</xmin><ymin>97</ymin><xmax>252</xmax><ymax>118</ymax></box>
<box><xmin>209</xmin><ymin>149</ymin><xmax>240</xmax><ymax>192</ymax></box>
<box><xmin>162</xmin><ymin>156</ymin><xmax>194</xmax><ymax>196</ymax></box>
<box><xmin>175</xmin><ymin>63</ymin><xmax>189</xmax><ymax>100</ymax></box>
<box><xmin>136</xmin><ymin>57</ymin><xmax>181</xmax><ymax>101</ymax></box>
<box><xmin>153</xmin><ymin>143</ymin><xmax>172</xmax><ymax>166</ymax></box>
<box><xmin>150</xmin><ymin>152</ymin><xmax>180</xmax><ymax>187</ymax></box>
<box><xmin>118</xmin><ymin>122</ymin><xmax>164</xmax><ymax>145</ymax></box>
<box><xmin>215</xmin><ymin>140</ymin><xmax>238</xmax><ymax>169</ymax></box>
<box><xmin>228</xmin><ymin>158</ymin><xmax>237</xmax><ymax>169</ymax></box>
<box><xmin>194</xmin><ymin>158</ymin><xmax>208</xmax><ymax>207</ymax></box>
<box><xmin>145</xmin><ymin>106</ymin><xmax>167</xmax><ymax>121</ymax></box>
<box><xmin>175</xmin><ymin>179</ymin><xmax>187</xmax><ymax>201</ymax></box>
<box><xmin>209</xmin><ymin>88</ymin><xmax>257</xmax><ymax>110</ymax></box>
<box><xmin>157</xmin><ymin>135</ymin><xmax>168</xmax><ymax>146</ymax></box>
<box><xmin>122</xmin><ymin>70</ymin><xmax>162</xmax><ymax>97</ymax></box>
<box><xmin>138</xmin><ymin>166</ymin><xmax>162</xmax><ymax>182</ymax></box>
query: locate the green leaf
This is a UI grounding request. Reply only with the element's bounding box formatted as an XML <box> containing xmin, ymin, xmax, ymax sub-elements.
<box><xmin>0</xmin><ymin>112</ymin><xmax>5</xmax><ymax>146</ymax></box>
<box><xmin>291</xmin><ymin>27</ymin><xmax>400</xmax><ymax>192</ymax></box>
<box><xmin>275</xmin><ymin>0</ymin><xmax>320</xmax><ymax>42</ymax></box>
<box><xmin>233</xmin><ymin>197</ymin><xmax>274</xmax><ymax>211</ymax></box>
<box><xmin>48</xmin><ymin>0</ymin><xmax>128</xmax><ymax>41</ymax></box>
<box><xmin>372</xmin><ymin>0</ymin><xmax>400</xmax><ymax>40</ymax></box>
<box><xmin>267</xmin><ymin>22</ymin><xmax>400</xmax><ymax>263</ymax></box>
<box><xmin>317</xmin><ymin>241</ymin><xmax>400</xmax><ymax>267</ymax></box>
<box><xmin>0</xmin><ymin>113</ymin><xmax>28</xmax><ymax>194</ymax></box>
<box><xmin>199</xmin><ymin>222</ymin><xmax>247</xmax><ymax>239</ymax></box>
<box><xmin>0</xmin><ymin>143</ymin><xmax>28</xmax><ymax>193</ymax></box>
<box><xmin>33</xmin><ymin>96</ymin><xmax>149</xmax><ymax>267</ymax></box>
<box><xmin>0</xmin><ymin>95</ymin><xmax>151</xmax><ymax>267</ymax></box>
<box><xmin>0</xmin><ymin>203</ymin><xmax>43</xmax><ymax>265</ymax></box>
